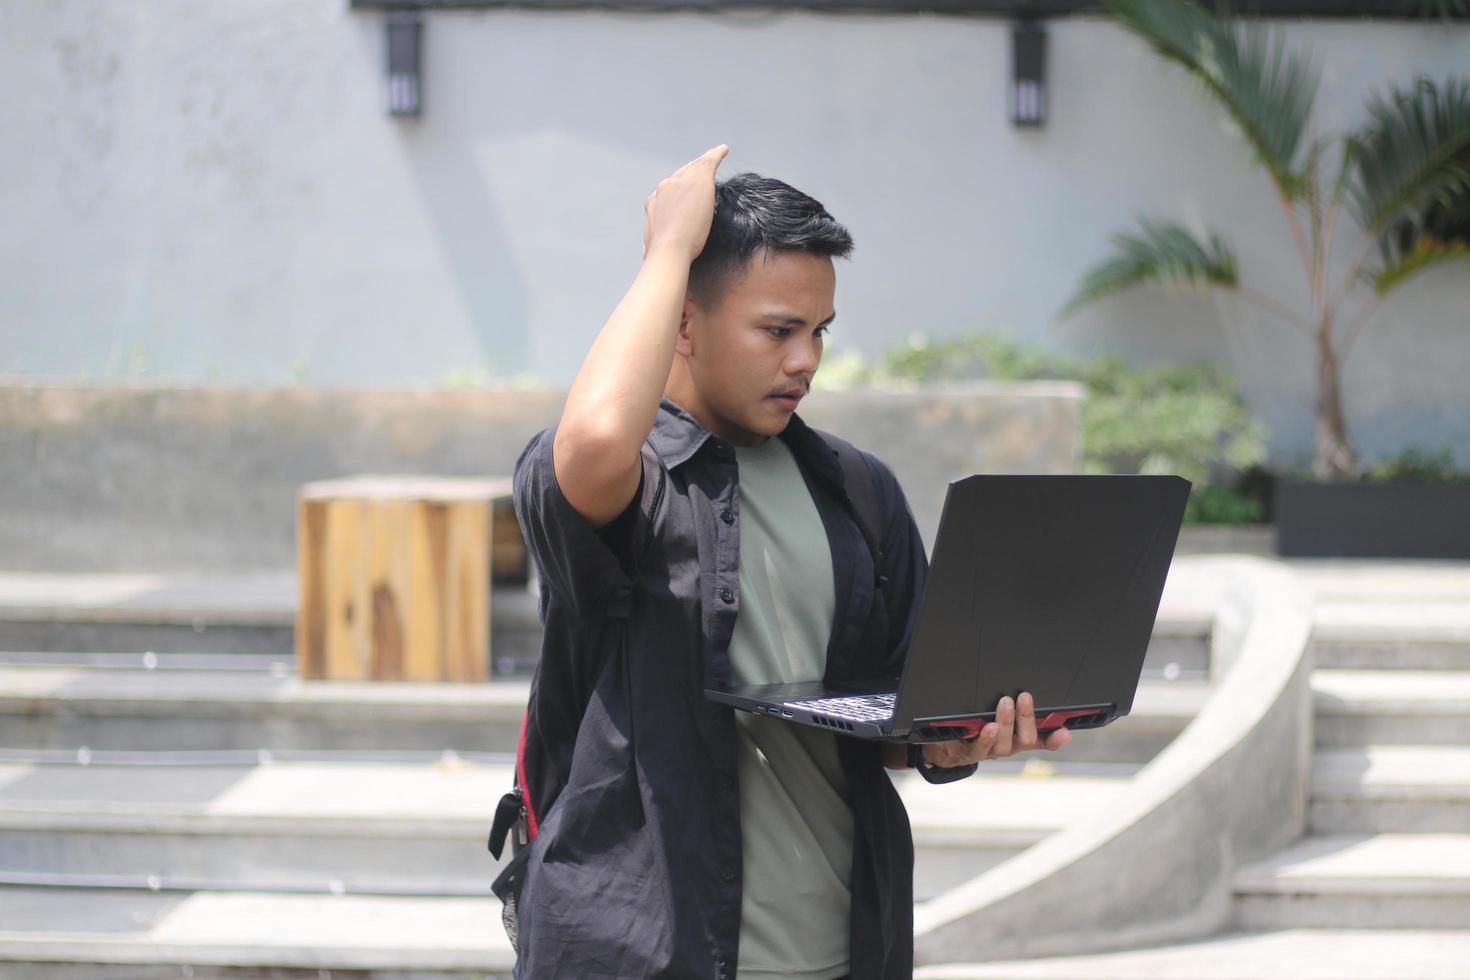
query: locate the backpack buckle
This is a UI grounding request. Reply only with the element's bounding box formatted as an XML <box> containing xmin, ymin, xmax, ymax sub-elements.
<box><xmin>487</xmin><ymin>788</ymin><xmax>526</xmax><ymax>860</ymax></box>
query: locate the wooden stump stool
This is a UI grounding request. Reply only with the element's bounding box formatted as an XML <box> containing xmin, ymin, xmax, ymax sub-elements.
<box><xmin>295</xmin><ymin>476</ymin><xmax>526</xmax><ymax>682</ymax></box>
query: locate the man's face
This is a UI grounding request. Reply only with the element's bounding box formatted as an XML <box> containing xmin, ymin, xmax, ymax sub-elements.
<box><xmin>676</xmin><ymin>247</ymin><xmax>836</xmax><ymax>448</ymax></box>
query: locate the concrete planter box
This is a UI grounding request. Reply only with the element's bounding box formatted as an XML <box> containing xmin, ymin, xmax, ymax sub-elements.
<box><xmin>1274</xmin><ymin>478</ymin><xmax>1470</xmax><ymax>558</ymax></box>
<box><xmin>1</xmin><ymin>381</ymin><xmax>1084</xmax><ymax>573</ymax></box>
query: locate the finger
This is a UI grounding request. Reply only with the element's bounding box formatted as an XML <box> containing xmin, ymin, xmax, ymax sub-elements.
<box><xmin>966</xmin><ymin>727</ymin><xmax>995</xmax><ymax>764</ymax></box>
<box><xmin>1015</xmin><ymin>691</ymin><xmax>1039</xmax><ymax>750</ymax></box>
<box><xmin>674</xmin><ymin>144</ymin><xmax>727</xmax><ymax>178</ymax></box>
<box><xmin>1043</xmin><ymin>727</ymin><xmax>1073</xmax><ymax>751</ymax></box>
<box><xmin>695</xmin><ymin>144</ymin><xmax>729</xmax><ymax>176</ymax></box>
<box><xmin>991</xmin><ymin>697</ymin><xmax>1014</xmax><ymax>758</ymax></box>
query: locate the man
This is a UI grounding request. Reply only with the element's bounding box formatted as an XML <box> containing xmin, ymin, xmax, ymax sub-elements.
<box><xmin>508</xmin><ymin>145</ymin><xmax>1071</xmax><ymax>979</ymax></box>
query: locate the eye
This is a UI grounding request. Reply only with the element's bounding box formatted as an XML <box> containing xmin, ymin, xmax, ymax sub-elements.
<box><xmin>814</xmin><ymin>326</ymin><xmax>829</xmax><ymax>339</ymax></box>
<box><xmin>765</xmin><ymin>327</ymin><xmax>792</xmax><ymax>338</ymax></box>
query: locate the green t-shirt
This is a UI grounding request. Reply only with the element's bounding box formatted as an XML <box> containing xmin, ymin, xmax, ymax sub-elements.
<box><xmin>729</xmin><ymin>435</ymin><xmax>853</xmax><ymax>980</ymax></box>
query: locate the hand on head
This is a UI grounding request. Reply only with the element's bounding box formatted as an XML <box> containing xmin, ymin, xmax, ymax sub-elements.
<box><xmin>642</xmin><ymin>144</ymin><xmax>730</xmax><ymax>263</ymax></box>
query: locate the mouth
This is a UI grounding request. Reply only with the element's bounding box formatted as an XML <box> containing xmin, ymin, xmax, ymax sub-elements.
<box><xmin>767</xmin><ymin>389</ymin><xmax>805</xmax><ymax>409</ymax></box>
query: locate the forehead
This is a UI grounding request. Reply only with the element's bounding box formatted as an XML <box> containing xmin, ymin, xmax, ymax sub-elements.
<box><xmin>722</xmin><ymin>248</ymin><xmax>836</xmax><ymax>311</ymax></box>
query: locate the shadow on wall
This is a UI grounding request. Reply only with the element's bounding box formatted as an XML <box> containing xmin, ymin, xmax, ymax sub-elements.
<box><xmin>351</xmin><ymin>18</ymin><xmax>530</xmax><ymax>378</ymax></box>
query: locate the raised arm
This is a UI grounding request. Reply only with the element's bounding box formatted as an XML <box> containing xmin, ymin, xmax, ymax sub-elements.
<box><xmin>553</xmin><ymin>144</ymin><xmax>730</xmax><ymax>529</ymax></box>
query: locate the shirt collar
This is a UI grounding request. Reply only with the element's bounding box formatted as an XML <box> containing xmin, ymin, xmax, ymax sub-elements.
<box><xmin>648</xmin><ymin>394</ymin><xmax>716</xmax><ymax>469</ymax></box>
<box><xmin>649</xmin><ymin>393</ymin><xmax>846</xmax><ymax>493</ymax></box>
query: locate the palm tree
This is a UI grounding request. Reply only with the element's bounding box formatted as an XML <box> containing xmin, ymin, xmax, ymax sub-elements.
<box><xmin>1060</xmin><ymin>0</ymin><xmax>1470</xmax><ymax>481</ymax></box>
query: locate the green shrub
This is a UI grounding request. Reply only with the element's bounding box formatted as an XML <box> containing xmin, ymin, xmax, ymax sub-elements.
<box><xmin>1184</xmin><ymin>483</ymin><xmax>1264</xmax><ymax>524</ymax></box>
<box><xmin>854</xmin><ymin>330</ymin><xmax>1269</xmax><ymax>525</ymax></box>
<box><xmin>881</xmin><ymin>332</ymin><xmax>1075</xmax><ymax>383</ymax></box>
<box><xmin>1363</xmin><ymin>446</ymin><xmax>1470</xmax><ymax>484</ymax></box>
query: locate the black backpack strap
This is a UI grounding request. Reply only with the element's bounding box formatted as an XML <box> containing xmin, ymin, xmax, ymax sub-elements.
<box><xmin>492</xmin><ymin>438</ymin><xmax>668</xmax><ymax>860</ymax></box>
<box><xmin>487</xmin><ymin>787</ymin><xmax>524</xmax><ymax>860</ymax></box>
<box><xmin>815</xmin><ymin>429</ymin><xmax>887</xmax><ymax>591</ymax></box>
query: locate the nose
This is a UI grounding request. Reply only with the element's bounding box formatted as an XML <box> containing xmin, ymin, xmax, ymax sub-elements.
<box><xmin>784</xmin><ymin>334</ymin><xmax>821</xmax><ymax>378</ymax></box>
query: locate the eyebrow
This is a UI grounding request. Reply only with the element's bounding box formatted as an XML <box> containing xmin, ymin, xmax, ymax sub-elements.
<box><xmin>760</xmin><ymin>311</ymin><xmax>838</xmax><ymax>327</ymax></box>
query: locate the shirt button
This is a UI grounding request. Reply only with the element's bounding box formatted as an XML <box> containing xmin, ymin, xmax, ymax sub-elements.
<box><xmin>720</xmin><ymin>508</ymin><xmax>734</xmax><ymax>524</ymax></box>
<box><xmin>720</xmin><ymin>588</ymin><xmax>735</xmax><ymax>604</ymax></box>
<box><xmin>719</xmin><ymin>772</ymin><xmax>734</xmax><ymax>790</ymax></box>
<box><xmin>720</xmin><ymin>868</ymin><xmax>736</xmax><ymax>882</ymax></box>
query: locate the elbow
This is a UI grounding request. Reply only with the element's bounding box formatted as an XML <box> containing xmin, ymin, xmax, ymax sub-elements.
<box><xmin>554</xmin><ymin>420</ymin><xmax>627</xmax><ymax>474</ymax></box>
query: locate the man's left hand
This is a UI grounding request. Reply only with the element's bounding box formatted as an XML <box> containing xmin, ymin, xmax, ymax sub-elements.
<box><xmin>921</xmin><ymin>691</ymin><xmax>1072</xmax><ymax>767</ymax></box>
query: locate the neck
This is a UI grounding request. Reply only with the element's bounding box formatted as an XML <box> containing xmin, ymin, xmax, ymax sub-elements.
<box><xmin>664</xmin><ymin>364</ymin><xmax>769</xmax><ymax>448</ymax></box>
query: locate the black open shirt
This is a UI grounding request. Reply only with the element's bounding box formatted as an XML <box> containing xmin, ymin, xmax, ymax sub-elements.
<box><xmin>509</xmin><ymin>394</ymin><xmax>930</xmax><ymax>979</ymax></box>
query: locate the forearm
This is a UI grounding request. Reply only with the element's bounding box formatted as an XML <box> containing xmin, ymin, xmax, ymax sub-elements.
<box><xmin>559</xmin><ymin>244</ymin><xmax>691</xmax><ymax>455</ymax></box>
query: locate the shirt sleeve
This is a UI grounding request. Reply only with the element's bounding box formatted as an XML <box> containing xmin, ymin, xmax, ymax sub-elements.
<box><xmin>512</xmin><ymin>423</ymin><xmax>658</xmax><ymax>621</ymax></box>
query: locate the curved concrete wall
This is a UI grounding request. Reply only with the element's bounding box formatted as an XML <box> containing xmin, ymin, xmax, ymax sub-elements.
<box><xmin>914</xmin><ymin>556</ymin><xmax>1315</xmax><ymax>962</ymax></box>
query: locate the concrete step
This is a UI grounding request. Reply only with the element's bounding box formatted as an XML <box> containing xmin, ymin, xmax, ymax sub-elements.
<box><xmin>897</xmin><ymin>760</ymin><xmax>1138</xmax><ymax>901</ymax></box>
<box><xmin>1312</xmin><ymin>670</ymin><xmax>1470</xmax><ymax>747</ymax></box>
<box><xmin>1311</xmin><ymin>745</ymin><xmax>1470</xmax><ymax>833</ymax></box>
<box><xmin>0</xmin><ymin>659</ymin><xmax>1205</xmax><ymax>762</ymax></box>
<box><xmin>0</xmin><ymin>570</ymin><xmax>297</xmax><ymax>659</ymax></box>
<box><xmin>0</xmin><ymin>755</ymin><xmax>514</xmax><ymax>895</ymax></box>
<box><xmin>0</xmin><ymin>650</ymin><xmax>291</xmax><ymax>671</ymax></box>
<box><xmin>0</xmin><ymin>886</ymin><xmax>515</xmax><ymax>978</ymax></box>
<box><xmin>0</xmin><ymin>664</ymin><xmax>530</xmax><ymax>753</ymax></box>
<box><xmin>914</xmin><ymin>928</ymin><xmax>1470</xmax><ymax>978</ymax></box>
<box><xmin>1309</xmin><ymin>600</ymin><xmax>1470</xmax><ymax>670</ymax></box>
<box><xmin>0</xmin><ymin>570</ymin><xmax>544</xmax><ymax>675</ymax></box>
<box><xmin>1233</xmin><ymin>833</ymin><xmax>1470</xmax><ymax>929</ymax></box>
<box><xmin>1286</xmin><ymin>559</ymin><xmax>1470</xmax><ymax>604</ymax></box>
<box><xmin>0</xmin><ymin>750</ymin><xmax>1133</xmax><ymax>905</ymax></box>
<box><xmin>0</xmin><ymin>567</ymin><xmax>1209</xmax><ymax>681</ymax></box>
<box><xmin>1292</xmin><ymin>561</ymin><xmax>1470</xmax><ymax>669</ymax></box>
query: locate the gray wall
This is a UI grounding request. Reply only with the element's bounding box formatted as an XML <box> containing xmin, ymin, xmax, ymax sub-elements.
<box><xmin>3</xmin><ymin>0</ymin><xmax>1467</xmax><ymax>469</ymax></box>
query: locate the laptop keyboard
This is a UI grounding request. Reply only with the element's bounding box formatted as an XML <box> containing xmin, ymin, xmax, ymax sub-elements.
<box><xmin>792</xmin><ymin>692</ymin><xmax>896</xmax><ymax>722</ymax></box>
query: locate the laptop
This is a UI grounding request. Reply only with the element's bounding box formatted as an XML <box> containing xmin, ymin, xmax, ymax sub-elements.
<box><xmin>704</xmin><ymin>473</ymin><xmax>1191</xmax><ymax>743</ymax></box>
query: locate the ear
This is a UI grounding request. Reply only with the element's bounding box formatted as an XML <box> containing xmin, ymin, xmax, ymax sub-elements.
<box><xmin>674</xmin><ymin>296</ymin><xmax>699</xmax><ymax>358</ymax></box>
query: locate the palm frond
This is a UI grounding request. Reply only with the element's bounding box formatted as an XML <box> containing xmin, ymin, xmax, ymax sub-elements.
<box><xmin>1346</xmin><ymin>75</ymin><xmax>1470</xmax><ymax>293</ymax></box>
<box><xmin>1060</xmin><ymin>218</ymin><xmax>1238</xmax><ymax>318</ymax></box>
<box><xmin>1101</xmin><ymin>0</ymin><xmax>1320</xmax><ymax>200</ymax></box>
<box><xmin>1366</xmin><ymin>196</ymin><xmax>1470</xmax><ymax>293</ymax></box>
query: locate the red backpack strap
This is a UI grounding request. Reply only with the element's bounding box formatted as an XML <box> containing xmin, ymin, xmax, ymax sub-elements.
<box><xmin>515</xmin><ymin>709</ymin><xmax>539</xmax><ymax>839</ymax></box>
<box><xmin>487</xmin><ymin>710</ymin><xmax>535</xmax><ymax>860</ymax></box>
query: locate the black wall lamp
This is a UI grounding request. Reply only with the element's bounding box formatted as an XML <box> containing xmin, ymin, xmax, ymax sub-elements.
<box><xmin>1010</xmin><ymin>20</ymin><xmax>1047</xmax><ymax>128</ymax></box>
<box><xmin>384</xmin><ymin>10</ymin><xmax>423</xmax><ymax>116</ymax></box>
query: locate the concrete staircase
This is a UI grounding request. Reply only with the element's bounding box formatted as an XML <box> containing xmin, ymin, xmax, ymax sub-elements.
<box><xmin>1233</xmin><ymin>574</ymin><xmax>1470</xmax><ymax>934</ymax></box>
<box><xmin>920</xmin><ymin>560</ymin><xmax>1470</xmax><ymax>978</ymax></box>
<box><xmin>0</xmin><ymin>661</ymin><xmax>523</xmax><ymax>976</ymax></box>
<box><xmin>0</xmin><ymin>567</ymin><xmax>1211</xmax><ymax>977</ymax></box>
<box><xmin>27</xmin><ymin>561</ymin><xmax>1468</xmax><ymax>976</ymax></box>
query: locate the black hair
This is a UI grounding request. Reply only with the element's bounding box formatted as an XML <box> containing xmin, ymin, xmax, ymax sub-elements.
<box><xmin>687</xmin><ymin>172</ymin><xmax>854</xmax><ymax>310</ymax></box>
